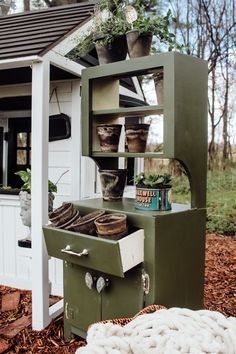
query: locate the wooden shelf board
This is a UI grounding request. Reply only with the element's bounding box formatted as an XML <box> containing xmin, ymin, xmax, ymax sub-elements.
<box><xmin>92</xmin><ymin>151</ymin><xmax>165</xmax><ymax>158</ymax></box>
<box><xmin>92</xmin><ymin>105</ymin><xmax>163</xmax><ymax>118</ymax></box>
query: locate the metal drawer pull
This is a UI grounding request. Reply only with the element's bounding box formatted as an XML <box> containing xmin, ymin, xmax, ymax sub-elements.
<box><xmin>61</xmin><ymin>245</ymin><xmax>88</xmax><ymax>257</ymax></box>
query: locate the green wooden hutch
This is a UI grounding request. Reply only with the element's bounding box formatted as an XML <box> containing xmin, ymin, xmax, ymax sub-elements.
<box><xmin>44</xmin><ymin>52</ymin><xmax>208</xmax><ymax>339</ymax></box>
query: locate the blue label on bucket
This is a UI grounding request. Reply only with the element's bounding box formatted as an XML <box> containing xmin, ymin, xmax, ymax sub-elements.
<box><xmin>135</xmin><ymin>188</ymin><xmax>172</xmax><ymax>211</ymax></box>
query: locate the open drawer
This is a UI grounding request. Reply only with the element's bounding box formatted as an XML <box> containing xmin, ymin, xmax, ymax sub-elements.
<box><xmin>43</xmin><ymin>226</ymin><xmax>144</xmax><ymax>278</ymax></box>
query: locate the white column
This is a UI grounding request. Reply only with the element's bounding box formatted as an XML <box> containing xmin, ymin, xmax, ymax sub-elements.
<box><xmin>71</xmin><ymin>80</ymin><xmax>81</xmax><ymax>200</ymax></box>
<box><xmin>31</xmin><ymin>60</ymin><xmax>50</xmax><ymax>330</ymax></box>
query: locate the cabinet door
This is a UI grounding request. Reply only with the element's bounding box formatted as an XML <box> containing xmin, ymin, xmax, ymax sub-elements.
<box><xmin>102</xmin><ymin>265</ymin><xmax>144</xmax><ymax>320</ymax></box>
<box><xmin>64</xmin><ymin>263</ymin><xmax>101</xmax><ymax>335</ymax></box>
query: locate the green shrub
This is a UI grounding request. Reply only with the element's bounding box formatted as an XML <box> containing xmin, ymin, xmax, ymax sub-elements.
<box><xmin>172</xmin><ymin>168</ymin><xmax>236</xmax><ymax>236</ymax></box>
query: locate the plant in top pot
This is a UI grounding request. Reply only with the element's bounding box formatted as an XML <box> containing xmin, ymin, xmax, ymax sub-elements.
<box><xmin>74</xmin><ymin>0</ymin><xmax>129</xmax><ymax>65</ymax></box>
<box><xmin>125</xmin><ymin>4</ymin><xmax>177</xmax><ymax>59</ymax></box>
<box><xmin>15</xmin><ymin>168</ymin><xmax>57</xmax><ymax>244</ymax></box>
<box><xmin>134</xmin><ymin>172</ymin><xmax>172</xmax><ymax>211</ymax></box>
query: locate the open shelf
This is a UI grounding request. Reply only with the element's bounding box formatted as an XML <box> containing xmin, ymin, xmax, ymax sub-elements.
<box><xmin>92</xmin><ymin>151</ymin><xmax>166</xmax><ymax>158</ymax></box>
<box><xmin>92</xmin><ymin>105</ymin><xmax>163</xmax><ymax>118</ymax></box>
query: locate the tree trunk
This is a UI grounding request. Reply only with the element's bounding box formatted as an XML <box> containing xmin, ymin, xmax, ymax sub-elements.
<box><xmin>24</xmin><ymin>0</ymin><xmax>30</xmax><ymax>11</ymax></box>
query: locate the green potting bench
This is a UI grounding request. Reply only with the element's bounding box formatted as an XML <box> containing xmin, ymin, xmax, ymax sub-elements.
<box><xmin>44</xmin><ymin>52</ymin><xmax>208</xmax><ymax>339</ymax></box>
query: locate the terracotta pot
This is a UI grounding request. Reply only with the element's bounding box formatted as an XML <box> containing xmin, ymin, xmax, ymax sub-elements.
<box><xmin>19</xmin><ymin>191</ymin><xmax>55</xmax><ymax>241</ymax></box>
<box><xmin>153</xmin><ymin>71</ymin><xmax>164</xmax><ymax>105</ymax></box>
<box><xmin>97</xmin><ymin>124</ymin><xmax>122</xmax><ymax>152</ymax></box>
<box><xmin>125</xmin><ymin>124</ymin><xmax>150</xmax><ymax>153</ymax></box>
<box><xmin>95</xmin><ymin>213</ymin><xmax>127</xmax><ymax>235</ymax></box>
<box><xmin>57</xmin><ymin>210</ymin><xmax>81</xmax><ymax>229</ymax></box>
<box><xmin>126</xmin><ymin>30</ymin><xmax>152</xmax><ymax>58</ymax></box>
<box><xmin>95</xmin><ymin>35</ymin><xmax>128</xmax><ymax>65</ymax></box>
<box><xmin>135</xmin><ymin>187</ymin><xmax>172</xmax><ymax>211</ymax></box>
<box><xmin>66</xmin><ymin>210</ymin><xmax>105</xmax><ymax>235</ymax></box>
<box><xmin>99</xmin><ymin>169</ymin><xmax>127</xmax><ymax>201</ymax></box>
<box><xmin>49</xmin><ymin>203</ymin><xmax>76</xmax><ymax>227</ymax></box>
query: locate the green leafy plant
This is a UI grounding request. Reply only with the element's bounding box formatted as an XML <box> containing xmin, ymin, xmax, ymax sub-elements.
<box><xmin>134</xmin><ymin>172</ymin><xmax>172</xmax><ymax>188</ymax></box>
<box><xmin>128</xmin><ymin>7</ymin><xmax>179</xmax><ymax>48</ymax></box>
<box><xmin>73</xmin><ymin>0</ymin><xmax>182</xmax><ymax>58</ymax></box>
<box><xmin>74</xmin><ymin>0</ymin><xmax>128</xmax><ymax>57</ymax></box>
<box><xmin>15</xmin><ymin>169</ymin><xmax>57</xmax><ymax>193</ymax></box>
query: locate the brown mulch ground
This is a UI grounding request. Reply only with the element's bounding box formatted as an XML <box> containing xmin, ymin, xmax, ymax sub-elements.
<box><xmin>0</xmin><ymin>233</ymin><xmax>235</xmax><ymax>353</ymax></box>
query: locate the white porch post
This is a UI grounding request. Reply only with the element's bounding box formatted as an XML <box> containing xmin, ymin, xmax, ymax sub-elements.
<box><xmin>31</xmin><ymin>59</ymin><xmax>50</xmax><ymax>330</ymax></box>
<box><xmin>71</xmin><ymin>80</ymin><xmax>81</xmax><ymax>200</ymax></box>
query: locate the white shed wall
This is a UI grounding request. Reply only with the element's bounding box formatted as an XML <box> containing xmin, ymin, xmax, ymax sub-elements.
<box><xmin>0</xmin><ymin>80</ymin><xmax>97</xmax><ymax>295</ymax></box>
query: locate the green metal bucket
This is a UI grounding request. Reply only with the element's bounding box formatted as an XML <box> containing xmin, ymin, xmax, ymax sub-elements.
<box><xmin>135</xmin><ymin>187</ymin><xmax>172</xmax><ymax>211</ymax></box>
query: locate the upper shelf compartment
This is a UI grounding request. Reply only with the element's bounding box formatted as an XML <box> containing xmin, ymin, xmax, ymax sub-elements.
<box><xmin>81</xmin><ymin>52</ymin><xmax>208</xmax><ymax>162</ymax></box>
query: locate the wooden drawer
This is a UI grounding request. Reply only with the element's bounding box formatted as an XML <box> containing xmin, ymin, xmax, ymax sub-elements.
<box><xmin>43</xmin><ymin>226</ymin><xmax>144</xmax><ymax>278</ymax></box>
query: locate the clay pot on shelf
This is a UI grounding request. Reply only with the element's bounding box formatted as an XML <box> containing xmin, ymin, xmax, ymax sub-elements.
<box><xmin>95</xmin><ymin>213</ymin><xmax>128</xmax><ymax>240</ymax></box>
<box><xmin>94</xmin><ymin>34</ymin><xmax>128</xmax><ymax>65</ymax></box>
<box><xmin>99</xmin><ymin>169</ymin><xmax>127</xmax><ymax>201</ymax></box>
<box><xmin>125</xmin><ymin>124</ymin><xmax>150</xmax><ymax>153</ymax></box>
<box><xmin>126</xmin><ymin>30</ymin><xmax>153</xmax><ymax>59</ymax></box>
<box><xmin>66</xmin><ymin>210</ymin><xmax>105</xmax><ymax>235</ymax></box>
<box><xmin>96</xmin><ymin>124</ymin><xmax>122</xmax><ymax>152</ymax></box>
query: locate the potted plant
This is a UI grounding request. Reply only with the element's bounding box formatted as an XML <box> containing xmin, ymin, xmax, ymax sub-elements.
<box><xmin>74</xmin><ymin>0</ymin><xmax>129</xmax><ymax>64</ymax></box>
<box><xmin>0</xmin><ymin>185</ymin><xmax>20</xmax><ymax>195</ymax></box>
<box><xmin>125</xmin><ymin>5</ymin><xmax>178</xmax><ymax>58</ymax></box>
<box><xmin>15</xmin><ymin>168</ymin><xmax>57</xmax><ymax>244</ymax></box>
<box><xmin>134</xmin><ymin>172</ymin><xmax>172</xmax><ymax>211</ymax></box>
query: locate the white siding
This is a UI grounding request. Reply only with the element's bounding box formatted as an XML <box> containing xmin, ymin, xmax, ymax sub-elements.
<box><xmin>0</xmin><ymin>81</ymin><xmax>97</xmax><ymax>295</ymax></box>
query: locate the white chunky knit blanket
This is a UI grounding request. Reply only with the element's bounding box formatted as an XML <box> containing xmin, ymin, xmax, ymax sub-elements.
<box><xmin>76</xmin><ymin>308</ymin><xmax>236</xmax><ymax>354</ymax></box>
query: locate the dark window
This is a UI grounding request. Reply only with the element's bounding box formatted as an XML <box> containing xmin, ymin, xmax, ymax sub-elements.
<box><xmin>8</xmin><ymin>118</ymin><xmax>31</xmax><ymax>188</ymax></box>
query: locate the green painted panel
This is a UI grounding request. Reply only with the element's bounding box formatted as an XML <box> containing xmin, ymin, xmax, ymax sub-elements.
<box><xmin>64</xmin><ymin>263</ymin><xmax>101</xmax><ymax>338</ymax></box>
<box><xmin>72</xmin><ymin>198</ymin><xmax>190</xmax><ymax>217</ymax></box>
<box><xmin>154</xmin><ymin>208</ymin><xmax>206</xmax><ymax>309</ymax></box>
<box><xmin>102</xmin><ymin>266</ymin><xmax>144</xmax><ymax>320</ymax></box>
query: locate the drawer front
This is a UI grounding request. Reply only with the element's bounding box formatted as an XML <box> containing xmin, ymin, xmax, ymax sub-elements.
<box><xmin>43</xmin><ymin>226</ymin><xmax>144</xmax><ymax>277</ymax></box>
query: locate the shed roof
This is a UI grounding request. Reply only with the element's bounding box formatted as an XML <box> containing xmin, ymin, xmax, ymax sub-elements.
<box><xmin>0</xmin><ymin>2</ymin><xmax>95</xmax><ymax>60</ymax></box>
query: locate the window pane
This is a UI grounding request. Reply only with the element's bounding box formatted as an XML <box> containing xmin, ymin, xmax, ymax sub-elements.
<box><xmin>17</xmin><ymin>150</ymin><xmax>27</xmax><ymax>165</ymax></box>
<box><xmin>17</xmin><ymin>133</ymin><xmax>27</xmax><ymax>147</ymax></box>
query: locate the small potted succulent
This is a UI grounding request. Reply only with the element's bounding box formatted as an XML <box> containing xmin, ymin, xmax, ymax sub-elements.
<box><xmin>134</xmin><ymin>172</ymin><xmax>172</xmax><ymax>211</ymax></box>
<box><xmin>0</xmin><ymin>185</ymin><xmax>20</xmax><ymax>195</ymax></box>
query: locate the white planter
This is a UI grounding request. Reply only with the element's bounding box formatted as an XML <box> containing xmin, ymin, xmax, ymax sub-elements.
<box><xmin>19</xmin><ymin>191</ymin><xmax>54</xmax><ymax>240</ymax></box>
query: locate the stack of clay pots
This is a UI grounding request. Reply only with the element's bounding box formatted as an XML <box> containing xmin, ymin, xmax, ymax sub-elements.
<box><xmin>49</xmin><ymin>204</ymin><xmax>128</xmax><ymax>240</ymax></box>
<box><xmin>49</xmin><ymin>203</ymin><xmax>80</xmax><ymax>229</ymax></box>
<box><xmin>66</xmin><ymin>210</ymin><xmax>105</xmax><ymax>236</ymax></box>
